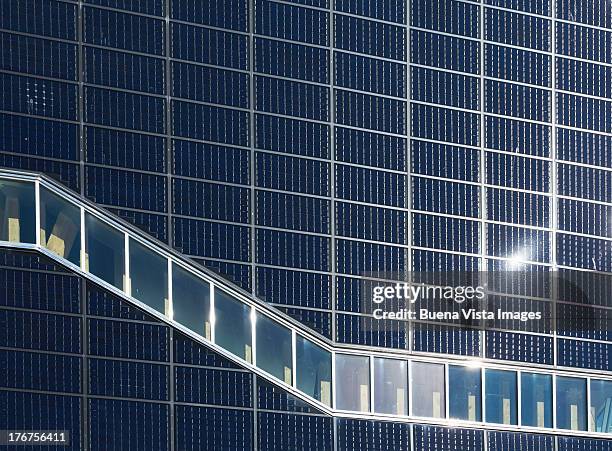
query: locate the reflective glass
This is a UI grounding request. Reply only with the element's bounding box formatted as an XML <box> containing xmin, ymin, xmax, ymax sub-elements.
<box><xmin>590</xmin><ymin>379</ymin><xmax>612</xmax><ymax>433</ymax></box>
<box><xmin>172</xmin><ymin>263</ymin><xmax>211</xmax><ymax>340</ymax></box>
<box><xmin>373</xmin><ymin>358</ymin><xmax>407</xmax><ymax>415</ymax></box>
<box><xmin>40</xmin><ymin>187</ymin><xmax>81</xmax><ymax>266</ymax></box>
<box><xmin>449</xmin><ymin>365</ymin><xmax>482</xmax><ymax>421</ymax></box>
<box><xmin>485</xmin><ymin>369</ymin><xmax>517</xmax><ymax>425</ymax></box>
<box><xmin>295</xmin><ymin>335</ymin><xmax>332</xmax><ymax>406</ymax></box>
<box><xmin>214</xmin><ymin>289</ymin><xmax>252</xmax><ymax>362</ymax></box>
<box><xmin>0</xmin><ymin>180</ymin><xmax>35</xmax><ymax>244</ymax></box>
<box><xmin>128</xmin><ymin>239</ymin><xmax>168</xmax><ymax>315</ymax></box>
<box><xmin>521</xmin><ymin>372</ymin><xmax>552</xmax><ymax>428</ymax></box>
<box><xmin>255</xmin><ymin>313</ymin><xmax>292</xmax><ymax>384</ymax></box>
<box><xmin>556</xmin><ymin>376</ymin><xmax>587</xmax><ymax>431</ymax></box>
<box><xmin>412</xmin><ymin>362</ymin><xmax>445</xmax><ymax>418</ymax></box>
<box><xmin>335</xmin><ymin>354</ymin><xmax>370</xmax><ymax>412</ymax></box>
<box><xmin>85</xmin><ymin>213</ymin><xmax>125</xmax><ymax>290</ymax></box>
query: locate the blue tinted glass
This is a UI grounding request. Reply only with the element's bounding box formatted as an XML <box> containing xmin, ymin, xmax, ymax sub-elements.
<box><xmin>214</xmin><ymin>289</ymin><xmax>252</xmax><ymax>362</ymax></box>
<box><xmin>373</xmin><ymin>358</ymin><xmax>407</xmax><ymax>415</ymax></box>
<box><xmin>128</xmin><ymin>239</ymin><xmax>168</xmax><ymax>315</ymax></box>
<box><xmin>255</xmin><ymin>313</ymin><xmax>292</xmax><ymax>384</ymax></box>
<box><xmin>85</xmin><ymin>213</ymin><xmax>125</xmax><ymax>290</ymax></box>
<box><xmin>40</xmin><ymin>188</ymin><xmax>81</xmax><ymax>266</ymax></box>
<box><xmin>590</xmin><ymin>379</ymin><xmax>612</xmax><ymax>432</ymax></box>
<box><xmin>521</xmin><ymin>372</ymin><xmax>552</xmax><ymax>428</ymax></box>
<box><xmin>0</xmin><ymin>180</ymin><xmax>35</xmax><ymax>244</ymax></box>
<box><xmin>485</xmin><ymin>369</ymin><xmax>517</xmax><ymax>425</ymax></box>
<box><xmin>172</xmin><ymin>263</ymin><xmax>210</xmax><ymax>340</ymax></box>
<box><xmin>295</xmin><ymin>335</ymin><xmax>331</xmax><ymax>406</ymax></box>
<box><xmin>335</xmin><ymin>354</ymin><xmax>370</xmax><ymax>412</ymax></box>
<box><xmin>449</xmin><ymin>366</ymin><xmax>482</xmax><ymax>421</ymax></box>
<box><xmin>556</xmin><ymin>376</ymin><xmax>587</xmax><ymax>431</ymax></box>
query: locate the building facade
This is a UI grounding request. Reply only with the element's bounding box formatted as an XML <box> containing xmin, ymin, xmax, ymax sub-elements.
<box><xmin>0</xmin><ymin>0</ymin><xmax>611</xmax><ymax>449</ymax></box>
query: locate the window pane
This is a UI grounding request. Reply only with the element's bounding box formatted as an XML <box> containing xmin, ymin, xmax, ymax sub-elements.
<box><xmin>0</xmin><ymin>180</ymin><xmax>35</xmax><ymax>244</ymax></box>
<box><xmin>85</xmin><ymin>213</ymin><xmax>125</xmax><ymax>290</ymax></box>
<box><xmin>521</xmin><ymin>372</ymin><xmax>552</xmax><ymax>428</ymax></box>
<box><xmin>556</xmin><ymin>376</ymin><xmax>587</xmax><ymax>431</ymax></box>
<box><xmin>336</xmin><ymin>354</ymin><xmax>370</xmax><ymax>412</ymax></box>
<box><xmin>295</xmin><ymin>335</ymin><xmax>332</xmax><ymax>406</ymax></box>
<box><xmin>172</xmin><ymin>263</ymin><xmax>210</xmax><ymax>340</ymax></box>
<box><xmin>256</xmin><ymin>313</ymin><xmax>292</xmax><ymax>384</ymax></box>
<box><xmin>374</xmin><ymin>358</ymin><xmax>407</xmax><ymax>415</ymax></box>
<box><xmin>40</xmin><ymin>187</ymin><xmax>81</xmax><ymax>265</ymax></box>
<box><xmin>449</xmin><ymin>365</ymin><xmax>482</xmax><ymax>421</ymax></box>
<box><xmin>128</xmin><ymin>239</ymin><xmax>168</xmax><ymax>316</ymax></box>
<box><xmin>485</xmin><ymin>369</ymin><xmax>517</xmax><ymax>425</ymax></box>
<box><xmin>214</xmin><ymin>289</ymin><xmax>252</xmax><ymax>362</ymax></box>
<box><xmin>590</xmin><ymin>379</ymin><xmax>612</xmax><ymax>433</ymax></box>
<box><xmin>412</xmin><ymin>362</ymin><xmax>445</xmax><ymax>418</ymax></box>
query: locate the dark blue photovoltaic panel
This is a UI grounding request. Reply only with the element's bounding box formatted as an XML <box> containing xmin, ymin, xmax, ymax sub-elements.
<box><xmin>256</xmin><ymin>190</ymin><xmax>330</xmax><ymax>234</ymax></box>
<box><xmin>255</xmin><ymin>114</ymin><xmax>330</xmax><ymax>159</ymax></box>
<box><xmin>259</xmin><ymin>412</ymin><xmax>333</xmax><ymax>451</ymax></box>
<box><xmin>89</xmin><ymin>359</ymin><xmax>169</xmax><ymax>400</ymax></box>
<box><xmin>202</xmin><ymin>259</ymin><xmax>252</xmax><ymax>292</ymax></box>
<box><xmin>556</xmin><ymin>303</ymin><xmax>612</xmax><ymax>341</ymax></box>
<box><xmin>336</xmin><ymin>239</ymin><xmax>406</xmax><ymax>275</ymax></box>
<box><xmin>487</xmin><ymin>431</ymin><xmax>554</xmax><ymax>451</ymax></box>
<box><xmin>412</xmin><ymin>322</ymin><xmax>481</xmax><ymax>356</ymax></box>
<box><xmin>335</xmin><ymin>127</ymin><xmax>406</xmax><ymax>171</ymax></box>
<box><xmin>0</xmin><ymin>310</ymin><xmax>81</xmax><ymax>353</ymax></box>
<box><xmin>487</xmin><ymin>223</ymin><xmax>550</xmax><ymax>263</ymax></box>
<box><xmin>0</xmin><ymin>73</ymin><xmax>77</xmax><ymax>120</ymax></box>
<box><xmin>557</xmin><ymin>23</ymin><xmax>612</xmax><ymax>65</ymax></box>
<box><xmin>557</xmin><ymin>58</ymin><xmax>612</xmax><ymax>100</ymax></box>
<box><xmin>335</xmin><ymin>89</ymin><xmax>406</xmax><ymax>134</ymax></box>
<box><xmin>256</xmin><ymin>0</ymin><xmax>329</xmax><ymax>46</ymax></box>
<box><xmin>279</xmin><ymin>306</ymin><xmax>332</xmax><ymax>338</ymax></box>
<box><xmin>336</xmin><ymin>202</ymin><xmax>407</xmax><ymax>245</ymax></box>
<box><xmin>0</xmin><ymin>113</ymin><xmax>79</xmax><ymax>161</ymax></box>
<box><xmin>175</xmin><ymin>367</ymin><xmax>252</xmax><ymax>407</ymax></box>
<box><xmin>558</xmin><ymin>163</ymin><xmax>612</xmax><ymax>203</ymax></box>
<box><xmin>487</xmin><ymin>188</ymin><xmax>550</xmax><ymax>227</ymax></box>
<box><xmin>486</xmin><ymin>152</ymin><xmax>550</xmax><ymax>192</ymax></box>
<box><xmin>255</xmin><ymin>76</ymin><xmax>329</xmax><ymax>121</ymax></box>
<box><xmin>0</xmin><ymin>31</ymin><xmax>77</xmax><ymax>80</ymax></box>
<box><xmin>334</xmin><ymin>52</ymin><xmax>406</xmax><ymax>98</ymax></box>
<box><xmin>172</xmin><ymin>139</ymin><xmax>250</xmax><ymax>184</ymax></box>
<box><xmin>256</xmin><ymin>152</ymin><xmax>330</xmax><ymax>196</ymax></box>
<box><xmin>487</xmin><ymin>0</ymin><xmax>549</xmax><ymax>15</ymax></box>
<box><xmin>172</xmin><ymin>217</ymin><xmax>251</xmax><ymax>261</ymax></box>
<box><xmin>256</xmin><ymin>228</ymin><xmax>330</xmax><ymax>271</ymax></box>
<box><xmin>85</xmin><ymin>127</ymin><xmax>166</xmax><ymax>173</ymax></box>
<box><xmin>89</xmin><ymin>399</ymin><xmax>169</xmax><ymax>451</ymax></box>
<box><xmin>1</xmin><ymin>391</ymin><xmax>81</xmax><ymax>451</ymax></box>
<box><xmin>411</xmin><ymin>30</ymin><xmax>480</xmax><ymax>74</ymax></box>
<box><xmin>486</xmin><ymin>79</ymin><xmax>551</xmax><ymax>122</ymax></box>
<box><xmin>337</xmin><ymin>419</ymin><xmax>409</xmax><ymax>450</ymax></box>
<box><xmin>557</xmin><ymin>0</ymin><xmax>611</xmax><ymax>29</ymax></box>
<box><xmin>83</xmin><ymin>7</ymin><xmax>165</xmax><ymax>55</ymax></box>
<box><xmin>87</xmin><ymin>283</ymin><xmax>157</xmax><ymax>322</ymax></box>
<box><xmin>411</xmin><ymin>66</ymin><xmax>479</xmax><ymax>110</ymax></box>
<box><xmin>255</xmin><ymin>37</ymin><xmax>329</xmax><ymax>84</ymax></box>
<box><xmin>175</xmin><ymin>406</ymin><xmax>253</xmax><ymax>451</ymax></box>
<box><xmin>336</xmin><ymin>313</ymin><xmax>408</xmax><ymax>348</ymax></box>
<box><xmin>85</xmin><ymin>166</ymin><xmax>167</xmax><ymax>212</ymax></box>
<box><xmin>173</xmin><ymin>332</ymin><xmax>241</xmax><ymax>368</ymax></box>
<box><xmin>0</xmin><ymin>154</ymin><xmax>80</xmax><ymax>191</ymax></box>
<box><xmin>559</xmin><ymin>198</ymin><xmax>611</xmax><ymax>237</ymax></box>
<box><xmin>559</xmin><ymin>437</ymin><xmax>612</xmax><ymax>451</ymax></box>
<box><xmin>171</xmin><ymin>0</ymin><xmax>248</xmax><ymax>31</ymax></box>
<box><xmin>485</xmin><ymin>116</ymin><xmax>551</xmax><ymax>157</ymax></box>
<box><xmin>108</xmin><ymin>207</ymin><xmax>168</xmax><ymax>243</ymax></box>
<box><xmin>413</xmin><ymin>213</ymin><xmax>479</xmax><ymax>253</ymax></box>
<box><xmin>485</xmin><ymin>44</ymin><xmax>551</xmax><ymax>87</ymax></box>
<box><xmin>170</xmin><ymin>23</ymin><xmax>249</xmax><ymax>70</ymax></box>
<box><xmin>85</xmin><ymin>0</ymin><xmax>164</xmax><ymax>16</ymax></box>
<box><xmin>257</xmin><ymin>378</ymin><xmax>321</xmax><ymax>413</ymax></box>
<box><xmin>256</xmin><ymin>267</ymin><xmax>331</xmax><ymax>309</ymax></box>
<box><xmin>172</xmin><ymin>62</ymin><xmax>249</xmax><ymax>108</ymax></box>
<box><xmin>411</xmin><ymin>0</ymin><xmax>479</xmax><ymax>37</ymax></box>
<box><xmin>88</xmin><ymin>318</ymin><xmax>169</xmax><ymax>361</ymax></box>
<box><xmin>172</xmin><ymin>178</ymin><xmax>249</xmax><ymax>223</ymax></box>
<box><xmin>336</xmin><ymin>0</ymin><xmax>406</xmax><ymax>23</ymax></box>
<box><xmin>486</xmin><ymin>331</ymin><xmax>553</xmax><ymax>364</ymax></box>
<box><xmin>412</xmin><ymin>177</ymin><xmax>480</xmax><ymax>218</ymax></box>
<box><xmin>557</xmin><ymin>339</ymin><xmax>612</xmax><ymax>371</ymax></box>
<box><xmin>0</xmin><ymin>268</ymin><xmax>81</xmax><ymax>313</ymax></box>
<box><xmin>485</xmin><ymin>8</ymin><xmax>551</xmax><ymax>51</ymax></box>
<box><xmin>335</xmin><ymin>14</ymin><xmax>406</xmax><ymax>61</ymax></box>
<box><xmin>336</xmin><ymin>165</ymin><xmax>405</xmax><ymax>207</ymax></box>
<box><xmin>1</xmin><ymin>349</ymin><xmax>81</xmax><ymax>393</ymax></box>
<box><xmin>172</xmin><ymin>100</ymin><xmax>249</xmax><ymax>146</ymax></box>
<box><xmin>414</xmin><ymin>425</ymin><xmax>484</xmax><ymax>451</ymax></box>
<box><xmin>412</xmin><ymin>104</ymin><xmax>480</xmax><ymax>146</ymax></box>
<box><xmin>411</xmin><ymin>140</ymin><xmax>479</xmax><ymax>182</ymax></box>
<box><xmin>557</xmin><ymin>92</ymin><xmax>612</xmax><ymax>133</ymax></box>
<box><xmin>83</xmin><ymin>47</ymin><xmax>165</xmax><ymax>95</ymax></box>
<box><xmin>0</xmin><ymin>0</ymin><xmax>77</xmax><ymax>40</ymax></box>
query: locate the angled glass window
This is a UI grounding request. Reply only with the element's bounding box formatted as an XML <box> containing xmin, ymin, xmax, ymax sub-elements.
<box><xmin>485</xmin><ymin>369</ymin><xmax>517</xmax><ymax>425</ymax></box>
<box><xmin>255</xmin><ymin>313</ymin><xmax>292</xmax><ymax>384</ymax></box>
<box><xmin>374</xmin><ymin>357</ymin><xmax>408</xmax><ymax>415</ymax></box>
<box><xmin>214</xmin><ymin>289</ymin><xmax>252</xmax><ymax>363</ymax></box>
<box><xmin>556</xmin><ymin>376</ymin><xmax>587</xmax><ymax>431</ymax></box>
<box><xmin>336</xmin><ymin>354</ymin><xmax>370</xmax><ymax>412</ymax></box>
<box><xmin>521</xmin><ymin>372</ymin><xmax>552</xmax><ymax>428</ymax></box>
<box><xmin>0</xmin><ymin>180</ymin><xmax>35</xmax><ymax>244</ymax></box>
<box><xmin>295</xmin><ymin>335</ymin><xmax>332</xmax><ymax>406</ymax></box>
<box><xmin>590</xmin><ymin>379</ymin><xmax>612</xmax><ymax>433</ymax></box>
<box><xmin>449</xmin><ymin>365</ymin><xmax>482</xmax><ymax>421</ymax></box>
<box><xmin>412</xmin><ymin>362</ymin><xmax>445</xmax><ymax>418</ymax></box>
<box><xmin>128</xmin><ymin>239</ymin><xmax>168</xmax><ymax>316</ymax></box>
<box><xmin>171</xmin><ymin>263</ymin><xmax>211</xmax><ymax>340</ymax></box>
<box><xmin>40</xmin><ymin>187</ymin><xmax>81</xmax><ymax>266</ymax></box>
<box><xmin>85</xmin><ymin>213</ymin><xmax>125</xmax><ymax>290</ymax></box>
